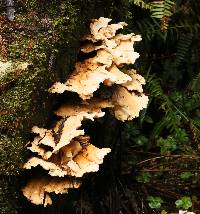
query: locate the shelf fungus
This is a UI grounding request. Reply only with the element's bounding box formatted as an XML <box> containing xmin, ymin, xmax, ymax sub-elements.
<box><xmin>49</xmin><ymin>18</ymin><xmax>143</xmax><ymax>100</ymax></box>
<box><xmin>121</xmin><ymin>69</ymin><xmax>146</xmax><ymax>93</ymax></box>
<box><xmin>49</xmin><ymin>49</ymin><xmax>132</xmax><ymax>100</ymax></box>
<box><xmin>24</xmin><ymin>135</ymin><xmax>111</xmax><ymax>178</ymax></box>
<box><xmin>22</xmin><ymin>176</ymin><xmax>81</xmax><ymax>207</ymax></box>
<box><xmin>112</xmin><ymin>86</ymin><xmax>149</xmax><ymax>121</ymax></box>
<box><xmin>82</xmin><ymin>17</ymin><xmax>127</xmax><ymax>42</ymax></box>
<box><xmin>23</xmin><ymin>17</ymin><xmax>148</xmax><ymax>206</ymax></box>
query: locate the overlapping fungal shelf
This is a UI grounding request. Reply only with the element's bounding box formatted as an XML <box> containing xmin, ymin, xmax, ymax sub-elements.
<box><xmin>22</xmin><ymin>17</ymin><xmax>149</xmax><ymax>206</ymax></box>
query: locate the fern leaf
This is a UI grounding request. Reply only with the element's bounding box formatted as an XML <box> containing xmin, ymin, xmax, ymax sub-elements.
<box><xmin>131</xmin><ymin>0</ymin><xmax>153</xmax><ymax>10</ymax></box>
<box><xmin>185</xmin><ymin>92</ymin><xmax>200</xmax><ymax>111</ymax></box>
<box><xmin>147</xmin><ymin>76</ymin><xmax>164</xmax><ymax>98</ymax></box>
<box><xmin>151</xmin><ymin>119</ymin><xmax>168</xmax><ymax>137</ymax></box>
<box><xmin>175</xmin><ymin>33</ymin><xmax>192</xmax><ymax>66</ymax></box>
<box><xmin>136</xmin><ymin>18</ymin><xmax>160</xmax><ymax>40</ymax></box>
<box><xmin>188</xmin><ymin>72</ymin><xmax>200</xmax><ymax>91</ymax></box>
<box><xmin>151</xmin><ymin>0</ymin><xmax>175</xmax><ymax>19</ymax></box>
<box><xmin>151</xmin><ymin>1</ymin><xmax>165</xmax><ymax>19</ymax></box>
<box><xmin>150</xmin><ymin>0</ymin><xmax>175</xmax><ymax>30</ymax></box>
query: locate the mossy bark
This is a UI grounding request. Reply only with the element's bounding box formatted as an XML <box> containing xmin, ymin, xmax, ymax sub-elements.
<box><xmin>0</xmin><ymin>0</ymin><xmax>115</xmax><ymax>213</ymax></box>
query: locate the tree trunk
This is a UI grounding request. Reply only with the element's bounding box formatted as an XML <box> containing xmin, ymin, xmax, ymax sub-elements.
<box><xmin>0</xmin><ymin>1</ymin><xmax>115</xmax><ymax>213</ymax></box>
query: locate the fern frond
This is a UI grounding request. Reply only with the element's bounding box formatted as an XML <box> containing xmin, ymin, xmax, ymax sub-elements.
<box><xmin>137</xmin><ymin>19</ymin><xmax>156</xmax><ymax>40</ymax></box>
<box><xmin>172</xmin><ymin>20</ymin><xmax>200</xmax><ymax>34</ymax></box>
<box><xmin>136</xmin><ymin>18</ymin><xmax>163</xmax><ymax>40</ymax></box>
<box><xmin>167</xmin><ymin>23</ymin><xmax>200</xmax><ymax>41</ymax></box>
<box><xmin>147</xmin><ymin>77</ymin><xmax>179</xmax><ymax>133</ymax></box>
<box><xmin>188</xmin><ymin>72</ymin><xmax>200</xmax><ymax>91</ymax></box>
<box><xmin>185</xmin><ymin>92</ymin><xmax>200</xmax><ymax>111</ymax></box>
<box><xmin>130</xmin><ymin>0</ymin><xmax>153</xmax><ymax>10</ymax></box>
<box><xmin>151</xmin><ymin>1</ymin><xmax>165</xmax><ymax>19</ymax></box>
<box><xmin>193</xmin><ymin>119</ymin><xmax>200</xmax><ymax>129</ymax></box>
<box><xmin>151</xmin><ymin>118</ymin><xmax>168</xmax><ymax>137</ymax></box>
<box><xmin>151</xmin><ymin>0</ymin><xmax>175</xmax><ymax>19</ymax></box>
<box><xmin>147</xmin><ymin>76</ymin><xmax>195</xmax><ymax>135</ymax></box>
<box><xmin>190</xmin><ymin>120</ymin><xmax>200</xmax><ymax>141</ymax></box>
<box><xmin>151</xmin><ymin>107</ymin><xmax>180</xmax><ymax>137</ymax></box>
<box><xmin>150</xmin><ymin>0</ymin><xmax>175</xmax><ymax>31</ymax></box>
<box><xmin>164</xmin><ymin>109</ymin><xmax>180</xmax><ymax>133</ymax></box>
<box><xmin>175</xmin><ymin>33</ymin><xmax>192</xmax><ymax>66</ymax></box>
<box><xmin>147</xmin><ymin>75</ymin><xmax>164</xmax><ymax>98</ymax></box>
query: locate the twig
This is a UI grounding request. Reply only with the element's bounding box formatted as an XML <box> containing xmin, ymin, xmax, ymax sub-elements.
<box><xmin>140</xmin><ymin>169</ymin><xmax>200</xmax><ymax>172</ymax></box>
<box><xmin>136</xmin><ymin>154</ymin><xmax>200</xmax><ymax>165</ymax></box>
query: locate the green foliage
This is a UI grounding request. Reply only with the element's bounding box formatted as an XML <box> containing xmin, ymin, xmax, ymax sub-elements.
<box><xmin>151</xmin><ymin>0</ymin><xmax>175</xmax><ymax>19</ymax></box>
<box><xmin>175</xmin><ymin>33</ymin><xmax>192</xmax><ymax>66</ymax></box>
<box><xmin>180</xmin><ymin>172</ymin><xmax>194</xmax><ymax>180</ymax></box>
<box><xmin>137</xmin><ymin>172</ymin><xmax>152</xmax><ymax>183</ymax></box>
<box><xmin>130</xmin><ymin>0</ymin><xmax>175</xmax><ymax>31</ymax></box>
<box><xmin>129</xmin><ymin>0</ymin><xmax>152</xmax><ymax>10</ymax></box>
<box><xmin>175</xmin><ymin>196</ymin><xmax>192</xmax><ymax>209</ymax></box>
<box><xmin>147</xmin><ymin>75</ymin><xmax>199</xmax><ymax>146</ymax></box>
<box><xmin>157</xmin><ymin>136</ymin><xmax>177</xmax><ymax>154</ymax></box>
<box><xmin>134</xmin><ymin>135</ymin><xmax>149</xmax><ymax>146</ymax></box>
<box><xmin>130</xmin><ymin>0</ymin><xmax>175</xmax><ymax>21</ymax></box>
<box><xmin>121</xmin><ymin>0</ymin><xmax>200</xmax><ymax>212</ymax></box>
<box><xmin>147</xmin><ymin>196</ymin><xmax>164</xmax><ymax>208</ymax></box>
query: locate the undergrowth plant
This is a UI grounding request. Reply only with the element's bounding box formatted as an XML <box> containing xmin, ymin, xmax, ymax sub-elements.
<box><xmin>120</xmin><ymin>0</ymin><xmax>200</xmax><ymax>213</ymax></box>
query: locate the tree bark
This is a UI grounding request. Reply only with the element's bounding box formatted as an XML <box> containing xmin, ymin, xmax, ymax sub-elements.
<box><xmin>0</xmin><ymin>0</ymin><xmax>114</xmax><ymax>213</ymax></box>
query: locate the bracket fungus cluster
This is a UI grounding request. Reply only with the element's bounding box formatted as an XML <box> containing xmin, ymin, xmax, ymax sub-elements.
<box><xmin>22</xmin><ymin>17</ymin><xmax>149</xmax><ymax>206</ymax></box>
